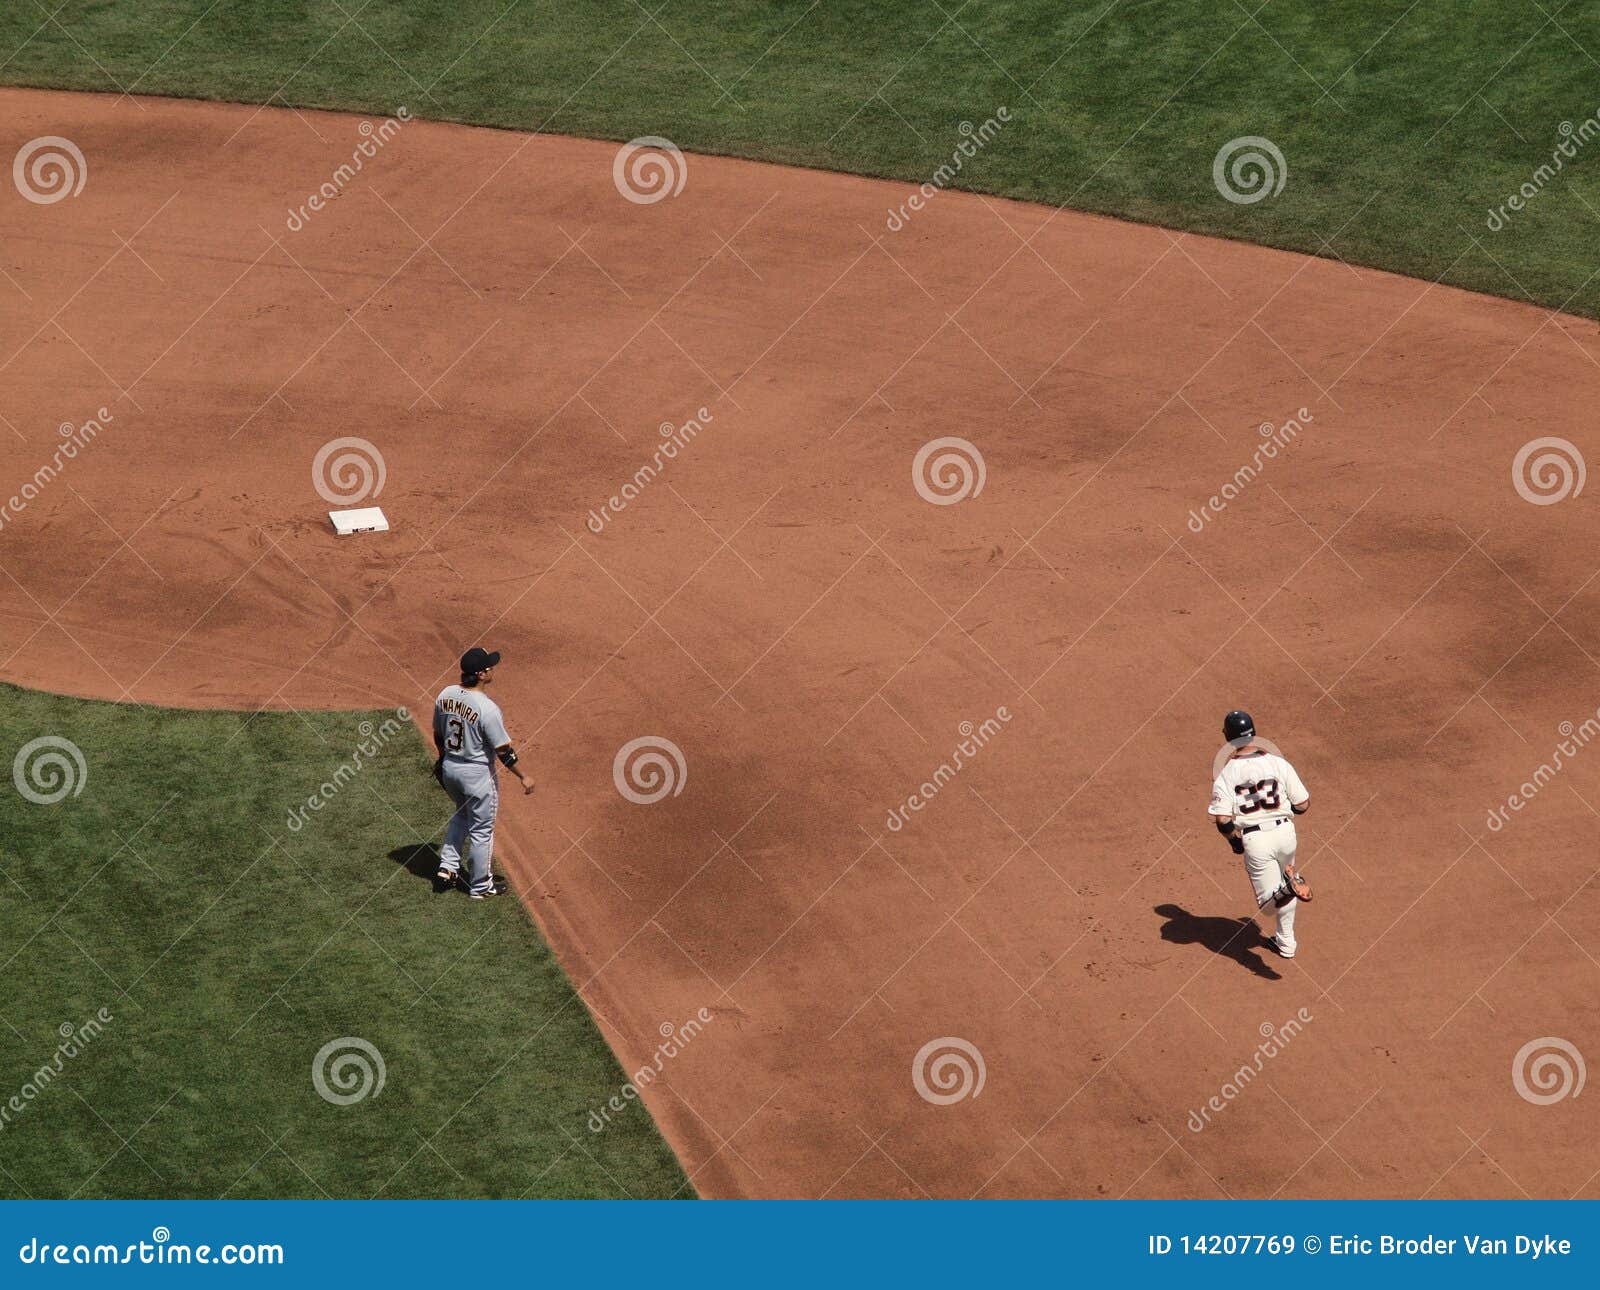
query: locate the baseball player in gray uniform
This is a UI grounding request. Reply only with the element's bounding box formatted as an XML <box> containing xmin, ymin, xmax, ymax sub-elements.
<box><xmin>1208</xmin><ymin>710</ymin><xmax>1312</xmax><ymax>958</ymax></box>
<box><xmin>432</xmin><ymin>646</ymin><xmax>534</xmax><ymax>899</ymax></box>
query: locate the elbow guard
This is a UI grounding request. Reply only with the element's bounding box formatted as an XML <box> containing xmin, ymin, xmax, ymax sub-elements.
<box><xmin>497</xmin><ymin>746</ymin><xmax>519</xmax><ymax>769</ymax></box>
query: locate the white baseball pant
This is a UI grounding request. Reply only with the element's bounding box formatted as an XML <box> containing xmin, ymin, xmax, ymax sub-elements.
<box><xmin>1241</xmin><ymin>817</ymin><xmax>1299</xmax><ymax>955</ymax></box>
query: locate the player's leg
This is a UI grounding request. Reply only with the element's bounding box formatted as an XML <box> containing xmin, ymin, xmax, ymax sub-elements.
<box><xmin>1240</xmin><ymin>833</ymin><xmax>1291</xmax><ymax>955</ymax></box>
<box><xmin>465</xmin><ymin>774</ymin><xmax>499</xmax><ymax>897</ymax></box>
<box><xmin>1239</xmin><ymin>837</ymin><xmax>1276</xmax><ymax>905</ymax></box>
<box><xmin>438</xmin><ymin>770</ymin><xmax>469</xmax><ymax>878</ymax></box>
<box><xmin>1272</xmin><ymin>830</ymin><xmax>1299</xmax><ymax>955</ymax></box>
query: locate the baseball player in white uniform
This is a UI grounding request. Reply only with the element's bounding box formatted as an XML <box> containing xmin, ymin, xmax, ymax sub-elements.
<box><xmin>1208</xmin><ymin>710</ymin><xmax>1311</xmax><ymax>958</ymax></box>
<box><xmin>432</xmin><ymin>647</ymin><xmax>534</xmax><ymax>899</ymax></box>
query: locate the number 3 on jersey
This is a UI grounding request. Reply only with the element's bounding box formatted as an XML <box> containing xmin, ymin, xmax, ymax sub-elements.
<box><xmin>445</xmin><ymin>716</ymin><xmax>465</xmax><ymax>753</ymax></box>
<box><xmin>1233</xmin><ymin>777</ymin><xmax>1280</xmax><ymax>814</ymax></box>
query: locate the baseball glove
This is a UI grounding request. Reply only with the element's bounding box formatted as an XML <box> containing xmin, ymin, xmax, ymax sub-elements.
<box><xmin>1271</xmin><ymin>870</ymin><xmax>1312</xmax><ymax>907</ymax></box>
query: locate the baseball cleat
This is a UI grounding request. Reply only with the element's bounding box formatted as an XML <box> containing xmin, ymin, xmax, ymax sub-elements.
<box><xmin>469</xmin><ymin>875</ymin><xmax>509</xmax><ymax>900</ymax></box>
<box><xmin>434</xmin><ymin>866</ymin><xmax>460</xmax><ymax>891</ymax></box>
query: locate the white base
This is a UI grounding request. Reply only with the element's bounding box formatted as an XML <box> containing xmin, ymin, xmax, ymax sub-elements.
<box><xmin>329</xmin><ymin>506</ymin><xmax>389</xmax><ymax>536</ymax></box>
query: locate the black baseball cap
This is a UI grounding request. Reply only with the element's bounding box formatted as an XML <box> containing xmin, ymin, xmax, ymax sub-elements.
<box><xmin>459</xmin><ymin>647</ymin><xmax>502</xmax><ymax>674</ymax></box>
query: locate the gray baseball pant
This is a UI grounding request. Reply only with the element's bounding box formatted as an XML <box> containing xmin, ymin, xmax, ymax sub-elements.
<box><xmin>438</xmin><ymin>760</ymin><xmax>498</xmax><ymax>895</ymax></box>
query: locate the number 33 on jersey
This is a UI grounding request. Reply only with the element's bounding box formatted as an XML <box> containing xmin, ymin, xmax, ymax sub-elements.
<box><xmin>1209</xmin><ymin>749</ymin><xmax>1309</xmax><ymax>822</ymax></box>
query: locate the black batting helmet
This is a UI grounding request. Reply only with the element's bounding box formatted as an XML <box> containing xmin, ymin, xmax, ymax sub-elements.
<box><xmin>1222</xmin><ymin>709</ymin><xmax>1255</xmax><ymax>743</ymax></box>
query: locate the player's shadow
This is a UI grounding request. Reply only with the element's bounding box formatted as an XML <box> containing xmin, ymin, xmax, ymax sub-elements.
<box><xmin>1154</xmin><ymin>904</ymin><xmax>1279</xmax><ymax>980</ymax></box>
<box><xmin>389</xmin><ymin>843</ymin><xmax>441</xmax><ymax>883</ymax></box>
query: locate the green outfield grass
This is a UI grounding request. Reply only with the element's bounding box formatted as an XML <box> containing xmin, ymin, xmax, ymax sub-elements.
<box><xmin>2</xmin><ymin>2</ymin><xmax>1599</xmax><ymax>315</ymax></box>
<box><xmin>0</xmin><ymin>685</ymin><xmax>690</xmax><ymax>1199</ymax></box>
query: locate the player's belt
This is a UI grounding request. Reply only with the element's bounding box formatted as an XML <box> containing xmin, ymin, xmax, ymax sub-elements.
<box><xmin>1240</xmin><ymin>817</ymin><xmax>1290</xmax><ymax>835</ymax></box>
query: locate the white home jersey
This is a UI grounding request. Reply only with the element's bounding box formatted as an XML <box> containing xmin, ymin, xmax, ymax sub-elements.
<box><xmin>434</xmin><ymin>684</ymin><xmax>510</xmax><ymax>766</ymax></box>
<box><xmin>1208</xmin><ymin>749</ymin><xmax>1308</xmax><ymax>823</ymax></box>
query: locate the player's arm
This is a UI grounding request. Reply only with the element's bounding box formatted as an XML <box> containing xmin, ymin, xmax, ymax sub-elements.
<box><xmin>430</xmin><ymin>710</ymin><xmax>446</xmax><ymax>780</ymax></box>
<box><xmin>1208</xmin><ymin>780</ymin><xmax>1244</xmax><ymax>853</ymax></box>
<box><xmin>495</xmin><ymin>743</ymin><xmax>536</xmax><ymax>795</ymax></box>
<box><xmin>1284</xmin><ymin>760</ymin><xmax>1310</xmax><ymax>815</ymax></box>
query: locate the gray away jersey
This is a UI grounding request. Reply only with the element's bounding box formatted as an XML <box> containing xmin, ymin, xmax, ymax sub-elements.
<box><xmin>434</xmin><ymin>685</ymin><xmax>510</xmax><ymax>766</ymax></box>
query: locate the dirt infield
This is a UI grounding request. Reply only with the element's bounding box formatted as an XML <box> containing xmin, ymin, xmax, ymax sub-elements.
<box><xmin>3</xmin><ymin>88</ymin><xmax>1597</xmax><ymax>1199</ymax></box>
